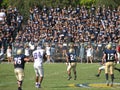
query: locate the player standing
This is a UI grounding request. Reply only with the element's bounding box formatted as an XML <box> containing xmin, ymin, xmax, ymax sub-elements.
<box><xmin>102</xmin><ymin>44</ymin><xmax>118</xmax><ymax>87</ymax></box>
<box><xmin>13</xmin><ymin>49</ymin><xmax>29</xmax><ymax>90</ymax></box>
<box><xmin>32</xmin><ymin>46</ymin><xmax>45</xmax><ymax>88</ymax></box>
<box><xmin>66</xmin><ymin>43</ymin><xmax>77</xmax><ymax>80</ymax></box>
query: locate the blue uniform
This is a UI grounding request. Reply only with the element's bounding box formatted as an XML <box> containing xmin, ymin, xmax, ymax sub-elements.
<box><xmin>104</xmin><ymin>49</ymin><xmax>117</xmax><ymax>62</ymax></box>
<box><xmin>67</xmin><ymin>52</ymin><xmax>76</xmax><ymax>63</ymax></box>
<box><xmin>14</xmin><ymin>54</ymin><xmax>27</xmax><ymax>69</ymax></box>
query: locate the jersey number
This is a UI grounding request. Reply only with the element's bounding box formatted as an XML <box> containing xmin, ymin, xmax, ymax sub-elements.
<box><xmin>33</xmin><ymin>52</ymin><xmax>42</xmax><ymax>59</ymax></box>
<box><xmin>107</xmin><ymin>54</ymin><xmax>115</xmax><ymax>60</ymax></box>
<box><xmin>14</xmin><ymin>57</ymin><xmax>22</xmax><ymax>64</ymax></box>
<box><xmin>70</xmin><ymin>54</ymin><xmax>76</xmax><ymax>61</ymax></box>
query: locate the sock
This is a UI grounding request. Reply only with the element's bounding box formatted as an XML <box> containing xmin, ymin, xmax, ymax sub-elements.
<box><xmin>105</xmin><ymin>73</ymin><xmax>108</xmax><ymax>81</ymax></box>
<box><xmin>111</xmin><ymin>74</ymin><xmax>114</xmax><ymax>83</ymax></box>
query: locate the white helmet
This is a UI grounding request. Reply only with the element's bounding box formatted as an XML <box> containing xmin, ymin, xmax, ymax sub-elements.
<box><xmin>17</xmin><ymin>49</ymin><xmax>22</xmax><ymax>55</ymax></box>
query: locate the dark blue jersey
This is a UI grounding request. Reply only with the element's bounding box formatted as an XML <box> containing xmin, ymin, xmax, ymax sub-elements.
<box><xmin>104</xmin><ymin>49</ymin><xmax>117</xmax><ymax>62</ymax></box>
<box><xmin>13</xmin><ymin>54</ymin><xmax>27</xmax><ymax>69</ymax></box>
<box><xmin>67</xmin><ymin>52</ymin><xmax>77</xmax><ymax>63</ymax></box>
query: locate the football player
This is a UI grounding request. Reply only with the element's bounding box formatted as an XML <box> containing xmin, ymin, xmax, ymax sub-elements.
<box><xmin>32</xmin><ymin>46</ymin><xmax>45</xmax><ymax>88</ymax></box>
<box><xmin>102</xmin><ymin>44</ymin><xmax>118</xmax><ymax>87</ymax></box>
<box><xmin>66</xmin><ymin>44</ymin><xmax>77</xmax><ymax>80</ymax></box>
<box><xmin>13</xmin><ymin>49</ymin><xmax>29</xmax><ymax>90</ymax></box>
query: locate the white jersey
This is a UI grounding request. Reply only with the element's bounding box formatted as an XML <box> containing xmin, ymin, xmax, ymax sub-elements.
<box><xmin>86</xmin><ymin>48</ymin><xmax>93</xmax><ymax>57</ymax></box>
<box><xmin>46</xmin><ymin>46</ymin><xmax>51</xmax><ymax>55</ymax></box>
<box><xmin>33</xmin><ymin>49</ymin><xmax>44</xmax><ymax>67</ymax></box>
<box><xmin>25</xmin><ymin>48</ymin><xmax>30</xmax><ymax>56</ymax></box>
<box><xmin>7</xmin><ymin>48</ymin><xmax>12</xmax><ymax>57</ymax></box>
<box><xmin>0</xmin><ymin>12</ymin><xmax>6</xmax><ymax>21</ymax></box>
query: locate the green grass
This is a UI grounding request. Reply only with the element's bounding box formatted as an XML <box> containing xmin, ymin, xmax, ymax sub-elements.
<box><xmin>0</xmin><ymin>63</ymin><xmax>120</xmax><ymax>90</ymax></box>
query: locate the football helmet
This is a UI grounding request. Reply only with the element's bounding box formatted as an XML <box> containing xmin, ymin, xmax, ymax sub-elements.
<box><xmin>17</xmin><ymin>49</ymin><xmax>22</xmax><ymax>55</ymax></box>
<box><xmin>69</xmin><ymin>48</ymin><xmax>75</xmax><ymax>53</ymax></box>
<box><xmin>106</xmin><ymin>44</ymin><xmax>112</xmax><ymax>49</ymax></box>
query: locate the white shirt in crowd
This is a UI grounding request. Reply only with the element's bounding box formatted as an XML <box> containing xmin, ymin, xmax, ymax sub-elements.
<box><xmin>7</xmin><ymin>48</ymin><xmax>12</xmax><ymax>57</ymax></box>
<box><xmin>0</xmin><ymin>10</ymin><xmax>6</xmax><ymax>21</ymax></box>
<box><xmin>25</xmin><ymin>47</ymin><xmax>30</xmax><ymax>56</ymax></box>
<box><xmin>86</xmin><ymin>48</ymin><xmax>93</xmax><ymax>57</ymax></box>
<box><xmin>45</xmin><ymin>46</ymin><xmax>51</xmax><ymax>55</ymax></box>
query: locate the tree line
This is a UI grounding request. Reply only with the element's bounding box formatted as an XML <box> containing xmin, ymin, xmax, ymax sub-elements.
<box><xmin>0</xmin><ymin>0</ymin><xmax>120</xmax><ymax>22</ymax></box>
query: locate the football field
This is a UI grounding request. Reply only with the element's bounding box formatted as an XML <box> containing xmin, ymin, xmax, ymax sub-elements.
<box><xmin>0</xmin><ymin>62</ymin><xmax>120</xmax><ymax>90</ymax></box>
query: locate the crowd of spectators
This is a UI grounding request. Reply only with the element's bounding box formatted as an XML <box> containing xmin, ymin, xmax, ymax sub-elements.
<box><xmin>0</xmin><ymin>5</ymin><xmax>23</xmax><ymax>52</ymax></box>
<box><xmin>0</xmin><ymin>4</ymin><xmax>120</xmax><ymax>62</ymax></box>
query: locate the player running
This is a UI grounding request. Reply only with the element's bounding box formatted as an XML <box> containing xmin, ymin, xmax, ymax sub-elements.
<box><xmin>32</xmin><ymin>46</ymin><xmax>45</xmax><ymax>88</ymax></box>
<box><xmin>13</xmin><ymin>49</ymin><xmax>29</xmax><ymax>90</ymax></box>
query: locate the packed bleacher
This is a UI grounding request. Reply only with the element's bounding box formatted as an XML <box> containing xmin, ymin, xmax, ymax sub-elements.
<box><xmin>0</xmin><ymin>5</ymin><xmax>120</xmax><ymax>63</ymax></box>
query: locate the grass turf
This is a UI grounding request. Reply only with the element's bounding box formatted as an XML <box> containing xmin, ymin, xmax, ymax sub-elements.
<box><xmin>0</xmin><ymin>62</ymin><xmax>120</xmax><ymax>90</ymax></box>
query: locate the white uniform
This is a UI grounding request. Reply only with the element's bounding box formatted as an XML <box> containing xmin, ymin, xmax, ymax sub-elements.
<box><xmin>46</xmin><ymin>46</ymin><xmax>51</xmax><ymax>55</ymax></box>
<box><xmin>32</xmin><ymin>48</ymin><xmax>44</xmax><ymax>77</ymax></box>
<box><xmin>25</xmin><ymin>48</ymin><xmax>30</xmax><ymax>56</ymax></box>
<box><xmin>86</xmin><ymin>48</ymin><xmax>93</xmax><ymax>57</ymax></box>
<box><xmin>7</xmin><ymin>48</ymin><xmax>12</xmax><ymax>57</ymax></box>
<box><xmin>0</xmin><ymin>11</ymin><xmax>6</xmax><ymax>21</ymax></box>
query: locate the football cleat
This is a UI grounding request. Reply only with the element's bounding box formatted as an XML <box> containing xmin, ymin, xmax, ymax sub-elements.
<box><xmin>110</xmin><ymin>83</ymin><xmax>113</xmax><ymax>87</ymax></box>
<box><xmin>67</xmin><ymin>76</ymin><xmax>72</xmax><ymax>80</ymax></box>
<box><xmin>35</xmin><ymin>83</ymin><xmax>41</xmax><ymax>88</ymax></box>
<box><xmin>74</xmin><ymin>76</ymin><xmax>77</xmax><ymax>80</ymax></box>
<box><xmin>110</xmin><ymin>82</ymin><xmax>113</xmax><ymax>87</ymax></box>
<box><xmin>18</xmin><ymin>87</ymin><xmax>22</xmax><ymax>90</ymax></box>
<box><xmin>106</xmin><ymin>81</ymin><xmax>109</xmax><ymax>86</ymax></box>
<box><xmin>95</xmin><ymin>74</ymin><xmax>100</xmax><ymax>77</ymax></box>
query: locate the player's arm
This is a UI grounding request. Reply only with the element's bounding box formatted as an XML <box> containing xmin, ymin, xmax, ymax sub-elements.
<box><xmin>65</xmin><ymin>53</ymin><xmax>69</xmax><ymax>63</ymax></box>
<box><xmin>24</xmin><ymin>57</ymin><xmax>29</xmax><ymax>62</ymax></box>
<box><xmin>102</xmin><ymin>53</ymin><xmax>106</xmax><ymax>64</ymax></box>
<box><xmin>114</xmin><ymin>52</ymin><xmax>118</xmax><ymax>63</ymax></box>
<box><xmin>31</xmin><ymin>56</ymin><xmax>34</xmax><ymax>62</ymax></box>
<box><xmin>43</xmin><ymin>52</ymin><xmax>47</xmax><ymax>62</ymax></box>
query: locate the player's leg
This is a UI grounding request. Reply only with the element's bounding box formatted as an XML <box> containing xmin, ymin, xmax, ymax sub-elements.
<box><xmin>38</xmin><ymin>66</ymin><xmax>44</xmax><ymax>88</ymax></box>
<box><xmin>34</xmin><ymin>67</ymin><xmax>40</xmax><ymax>88</ymax></box>
<box><xmin>17</xmin><ymin>68</ymin><xmax>24</xmax><ymax>90</ymax></box>
<box><xmin>110</xmin><ymin>62</ymin><xmax>114</xmax><ymax>87</ymax></box>
<box><xmin>105</xmin><ymin>62</ymin><xmax>109</xmax><ymax>86</ymax></box>
<box><xmin>96</xmin><ymin>66</ymin><xmax>105</xmax><ymax>77</ymax></box>
<box><xmin>96</xmin><ymin>69</ymin><xmax>102</xmax><ymax>77</ymax></box>
<box><xmin>14</xmin><ymin>69</ymin><xmax>20</xmax><ymax>90</ymax></box>
<box><xmin>67</xmin><ymin>63</ymin><xmax>72</xmax><ymax>80</ymax></box>
<box><xmin>114</xmin><ymin>67</ymin><xmax>120</xmax><ymax>72</ymax></box>
<box><xmin>72</xmin><ymin>63</ymin><xmax>77</xmax><ymax>80</ymax></box>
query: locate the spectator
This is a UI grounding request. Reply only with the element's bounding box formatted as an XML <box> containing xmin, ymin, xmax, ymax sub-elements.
<box><xmin>0</xmin><ymin>9</ymin><xmax>6</xmax><ymax>25</ymax></box>
<box><xmin>79</xmin><ymin>41</ymin><xmax>85</xmax><ymax>63</ymax></box>
<box><xmin>86</xmin><ymin>44</ymin><xmax>94</xmax><ymax>63</ymax></box>
<box><xmin>0</xmin><ymin>5</ymin><xmax>120</xmax><ymax>63</ymax></box>
<box><xmin>6</xmin><ymin>45</ymin><xmax>12</xmax><ymax>63</ymax></box>
<box><xmin>0</xmin><ymin>46</ymin><xmax>5</xmax><ymax>62</ymax></box>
